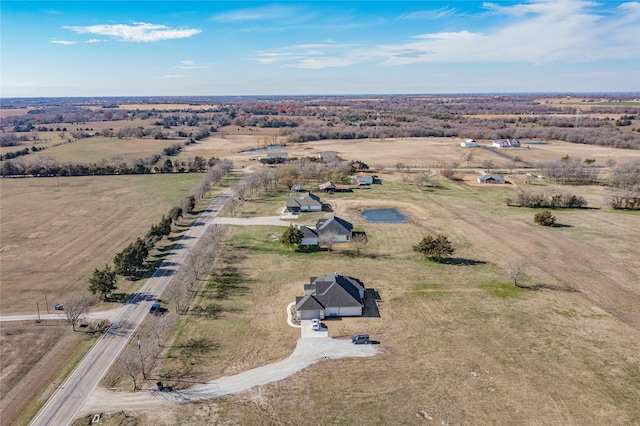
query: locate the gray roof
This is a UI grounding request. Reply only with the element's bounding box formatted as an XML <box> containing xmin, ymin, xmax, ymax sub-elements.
<box><xmin>478</xmin><ymin>174</ymin><xmax>505</xmax><ymax>182</ymax></box>
<box><xmin>297</xmin><ymin>273</ymin><xmax>365</xmax><ymax>311</ymax></box>
<box><xmin>299</xmin><ymin>226</ymin><xmax>318</xmax><ymax>238</ymax></box>
<box><xmin>286</xmin><ymin>192</ymin><xmax>322</xmax><ymax>209</ymax></box>
<box><xmin>296</xmin><ymin>295</ymin><xmax>324</xmax><ymax>311</ymax></box>
<box><xmin>316</xmin><ymin>215</ymin><xmax>353</xmax><ymax>236</ymax></box>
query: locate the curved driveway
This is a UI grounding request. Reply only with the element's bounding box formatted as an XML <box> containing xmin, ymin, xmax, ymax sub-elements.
<box><xmin>79</xmin><ymin>337</ymin><xmax>376</xmax><ymax>416</ymax></box>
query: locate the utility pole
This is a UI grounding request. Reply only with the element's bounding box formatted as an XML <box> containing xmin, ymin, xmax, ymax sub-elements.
<box><xmin>137</xmin><ymin>334</ymin><xmax>146</xmax><ymax>379</ymax></box>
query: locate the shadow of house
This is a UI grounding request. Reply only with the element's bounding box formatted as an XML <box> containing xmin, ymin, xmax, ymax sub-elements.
<box><xmin>295</xmin><ymin>273</ymin><xmax>365</xmax><ymax>320</ymax></box>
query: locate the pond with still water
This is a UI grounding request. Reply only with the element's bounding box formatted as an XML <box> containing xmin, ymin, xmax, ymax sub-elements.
<box><xmin>360</xmin><ymin>208</ymin><xmax>408</xmax><ymax>223</ymax></box>
<box><xmin>240</xmin><ymin>145</ymin><xmax>287</xmax><ymax>154</ymax></box>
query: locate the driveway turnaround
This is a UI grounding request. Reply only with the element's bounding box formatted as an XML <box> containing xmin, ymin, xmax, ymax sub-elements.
<box><xmin>79</xmin><ymin>337</ymin><xmax>377</xmax><ymax>416</ymax></box>
<box><xmin>29</xmin><ymin>189</ymin><xmax>235</xmax><ymax>426</ymax></box>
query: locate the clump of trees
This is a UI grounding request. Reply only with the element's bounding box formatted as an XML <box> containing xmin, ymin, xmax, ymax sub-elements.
<box><xmin>507</xmin><ymin>189</ymin><xmax>587</xmax><ymax>208</ymax></box>
<box><xmin>539</xmin><ymin>157</ymin><xmax>598</xmax><ymax>185</ymax></box>
<box><xmin>413</xmin><ymin>234</ymin><xmax>455</xmax><ymax>262</ymax></box>
<box><xmin>534</xmin><ymin>210</ymin><xmax>556</xmax><ymax>226</ymax></box>
<box><xmin>608</xmin><ymin>160</ymin><xmax>640</xmax><ymax>209</ymax></box>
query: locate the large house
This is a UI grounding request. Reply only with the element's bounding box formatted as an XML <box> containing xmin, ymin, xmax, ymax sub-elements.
<box><xmin>286</xmin><ymin>192</ymin><xmax>323</xmax><ymax>213</ymax></box>
<box><xmin>299</xmin><ymin>215</ymin><xmax>353</xmax><ymax>245</ymax></box>
<box><xmin>295</xmin><ymin>273</ymin><xmax>365</xmax><ymax>319</ymax></box>
<box><xmin>477</xmin><ymin>173</ymin><xmax>506</xmax><ymax>184</ymax></box>
<box><xmin>492</xmin><ymin>139</ymin><xmax>521</xmax><ymax>148</ymax></box>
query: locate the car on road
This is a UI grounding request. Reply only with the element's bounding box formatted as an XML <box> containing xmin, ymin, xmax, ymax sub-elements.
<box><xmin>311</xmin><ymin>319</ymin><xmax>321</xmax><ymax>330</ymax></box>
<box><xmin>351</xmin><ymin>334</ymin><xmax>370</xmax><ymax>344</ymax></box>
<box><xmin>149</xmin><ymin>303</ymin><xmax>160</xmax><ymax>315</ymax></box>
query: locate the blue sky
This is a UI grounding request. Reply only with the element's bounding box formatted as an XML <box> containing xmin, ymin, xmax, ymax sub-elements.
<box><xmin>1</xmin><ymin>1</ymin><xmax>639</xmax><ymax>97</ymax></box>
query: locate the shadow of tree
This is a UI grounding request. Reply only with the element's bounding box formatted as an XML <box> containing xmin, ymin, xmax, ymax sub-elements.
<box><xmin>440</xmin><ymin>258</ymin><xmax>487</xmax><ymax>266</ymax></box>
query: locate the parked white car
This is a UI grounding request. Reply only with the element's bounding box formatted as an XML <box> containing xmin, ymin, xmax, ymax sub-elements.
<box><xmin>311</xmin><ymin>319</ymin><xmax>321</xmax><ymax>330</ymax></box>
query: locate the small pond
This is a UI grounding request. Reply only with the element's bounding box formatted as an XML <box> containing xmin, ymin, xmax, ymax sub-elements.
<box><xmin>240</xmin><ymin>145</ymin><xmax>287</xmax><ymax>154</ymax></box>
<box><xmin>360</xmin><ymin>208</ymin><xmax>408</xmax><ymax>223</ymax></box>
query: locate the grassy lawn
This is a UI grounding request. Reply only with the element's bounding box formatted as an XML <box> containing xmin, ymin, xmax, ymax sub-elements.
<box><xmin>120</xmin><ymin>174</ymin><xmax>640</xmax><ymax>425</ymax></box>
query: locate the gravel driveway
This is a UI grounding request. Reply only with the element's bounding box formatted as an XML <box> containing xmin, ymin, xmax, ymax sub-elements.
<box><xmin>212</xmin><ymin>216</ymin><xmax>293</xmax><ymax>226</ymax></box>
<box><xmin>79</xmin><ymin>337</ymin><xmax>377</xmax><ymax>416</ymax></box>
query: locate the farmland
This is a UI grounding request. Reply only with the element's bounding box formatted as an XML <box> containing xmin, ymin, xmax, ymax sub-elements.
<box><xmin>1</xmin><ymin>95</ymin><xmax>639</xmax><ymax>425</ymax></box>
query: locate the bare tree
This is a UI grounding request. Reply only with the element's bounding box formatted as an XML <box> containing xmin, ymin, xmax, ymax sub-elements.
<box><xmin>507</xmin><ymin>257</ymin><xmax>529</xmax><ymax>287</ymax></box>
<box><xmin>414</xmin><ymin>173</ymin><xmax>431</xmax><ymax>191</ymax></box>
<box><xmin>117</xmin><ymin>346</ymin><xmax>144</xmax><ymax>391</ymax></box>
<box><xmin>144</xmin><ymin>313</ymin><xmax>174</xmax><ymax>347</ymax></box>
<box><xmin>318</xmin><ymin>231</ymin><xmax>338</xmax><ymax>253</ymax></box>
<box><xmin>62</xmin><ymin>294</ymin><xmax>94</xmax><ymax>332</ymax></box>
<box><xmin>352</xmin><ymin>233</ymin><xmax>368</xmax><ymax>255</ymax></box>
<box><xmin>482</xmin><ymin>159</ymin><xmax>494</xmax><ymax>173</ymax></box>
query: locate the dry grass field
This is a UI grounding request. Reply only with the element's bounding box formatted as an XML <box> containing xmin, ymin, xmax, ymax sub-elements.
<box><xmin>183</xmin><ymin>132</ymin><xmax>640</xmax><ymax>171</ymax></box>
<box><xmin>2</xmin><ymin>126</ymin><xmax>640</xmax><ymax>425</ymax></box>
<box><xmin>95</xmin><ymin>174</ymin><xmax>640</xmax><ymax>425</ymax></box>
<box><xmin>0</xmin><ymin>173</ymin><xmax>202</xmax><ymax>313</ymax></box>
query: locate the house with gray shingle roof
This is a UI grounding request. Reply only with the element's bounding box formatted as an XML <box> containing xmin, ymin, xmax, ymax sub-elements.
<box><xmin>295</xmin><ymin>273</ymin><xmax>365</xmax><ymax>319</ymax></box>
<box><xmin>298</xmin><ymin>215</ymin><xmax>353</xmax><ymax>245</ymax></box>
<box><xmin>285</xmin><ymin>191</ymin><xmax>323</xmax><ymax>213</ymax></box>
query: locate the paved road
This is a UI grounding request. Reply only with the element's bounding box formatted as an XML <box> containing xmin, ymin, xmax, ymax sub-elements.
<box><xmin>29</xmin><ymin>188</ymin><xmax>235</xmax><ymax>426</ymax></box>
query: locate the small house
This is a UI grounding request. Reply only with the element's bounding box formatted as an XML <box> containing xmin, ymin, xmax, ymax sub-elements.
<box><xmin>318</xmin><ymin>151</ymin><xmax>338</xmax><ymax>160</ymax></box>
<box><xmin>492</xmin><ymin>139</ymin><xmax>520</xmax><ymax>148</ymax></box>
<box><xmin>266</xmin><ymin>151</ymin><xmax>289</xmax><ymax>159</ymax></box>
<box><xmin>460</xmin><ymin>139</ymin><xmax>477</xmax><ymax>147</ymax></box>
<box><xmin>351</xmin><ymin>172</ymin><xmax>374</xmax><ymax>186</ymax></box>
<box><xmin>318</xmin><ymin>181</ymin><xmax>351</xmax><ymax>193</ymax></box>
<box><xmin>477</xmin><ymin>174</ymin><xmax>506</xmax><ymax>184</ymax></box>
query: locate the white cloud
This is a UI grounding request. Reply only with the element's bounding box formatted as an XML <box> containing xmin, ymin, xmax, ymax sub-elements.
<box><xmin>397</xmin><ymin>7</ymin><xmax>459</xmax><ymax>20</ymax></box>
<box><xmin>252</xmin><ymin>0</ymin><xmax>640</xmax><ymax>69</ymax></box>
<box><xmin>62</xmin><ymin>22</ymin><xmax>201</xmax><ymax>43</ymax></box>
<box><xmin>51</xmin><ymin>40</ymin><xmax>78</xmax><ymax>45</ymax></box>
<box><xmin>162</xmin><ymin>74</ymin><xmax>190</xmax><ymax>80</ymax></box>
<box><xmin>210</xmin><ymin>5</ymin><xmax>307</xmax><ymax>23</ymax></box>
<box><xmin>173</xmin><ymin>60</ymin><xmax>208</xmax><ymax>70</ymax></box>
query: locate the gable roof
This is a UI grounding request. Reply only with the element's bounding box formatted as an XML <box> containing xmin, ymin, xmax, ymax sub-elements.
<box><xmin>316</xmin><ymin>215</ymin><xmax>353</xmax><ymax>235</ymax></box>
<box><xmin>318</xmin><ymin>181</ymin><xmax>350</xmax><ymax>191</ymax></box>
<box><xmin>286</xmin><ymin>192</ymin><xmax>322</xmax><ymax>209</ymax></box>
<box><xmin>478</xmin><ymin>174</ymin><xmax>505</xmax><ymax>183</ymax></box>
<box><xmin>299</xmin><ymin>226</ymin><xmax>318</xmax><ymax>239</ymax></box>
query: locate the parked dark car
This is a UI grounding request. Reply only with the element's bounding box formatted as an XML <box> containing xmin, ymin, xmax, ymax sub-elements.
<box><xmin>351</xmin><ymin>334</ymin><xmax>370</xmax><ymax>344</ymax></box>
<box><xmin>54</xmin><ymin>304</ymin><xmax>64</xmax><ymax>311</ymax></box>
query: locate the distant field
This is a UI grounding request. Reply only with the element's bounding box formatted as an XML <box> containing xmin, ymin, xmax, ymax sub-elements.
<box><xmin>0</xmin><ymin>173</ymin><xmax>202</xmax><ymax>313</ymax></box>
<box><xmin>36</xmin><ymin>136</ymin><xmax>181</xmax><ymax>163</ymax></box>
<box><xmin>119</xmin><ymin>175</ymin><xmax>640</xmax><ymax>425</ymax></box>
<box><xmin>181</xmin><ymin>134</ymin><xmax>640</xmax><ymax>170</ymax></box>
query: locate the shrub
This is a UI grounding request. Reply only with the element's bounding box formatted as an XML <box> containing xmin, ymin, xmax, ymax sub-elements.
<box><xmin>534</xmin><ymin>210</ymin><xmax>556</xmax><ymax>226</ymax></box>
